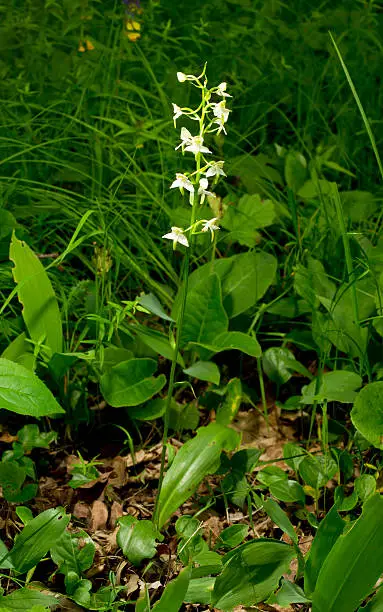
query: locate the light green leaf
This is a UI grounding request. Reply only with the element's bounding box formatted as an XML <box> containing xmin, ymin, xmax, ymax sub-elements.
<box><xmin>312</xmin><ymin>495</ymin><xmax>383</xmax><ymax>612</ymax></box>
<box><xmin>1</xmin><ymin>332</ymin><xmax>34</xmax><ymax>371</ymax></box>
<box><xmin>299</xmin><ymin>454</ymin><xmax>338</xmax><ymax>489</ymax></box>
<box><xmin>221</xmin><ymin>194</ymin><xmax>276</xmax><ymax>246</ymax></box>
<box><xmin>212</xmin><ymin>539</ymin><xmax>295</xmax><ymax>609</ymax></box>
<box><xmin>184</xmin><ymin>577</ymin><xmax>215</xmax><ymax>605</ymax></box>
<box><xmin>51</xmin><ymin>530</ymin><xmax>95</xmax><ymax>577</ymax></box>
<box><xmin>191</xmin><ymin>331</ymin><xmax>261</xmax><ymax>358</ymax></box>
<box><xmin>262</xmin><ymin>498</ymin><xmax>298</xmax><ymax>544</ymax></box>
<box><xmin>215</xmin><ymin>525</ymin><xmax>249</xmax><ymax>550</ymax></box>
<box><xmin>216</xmin><ymin>378</ymin><xmax>242</xmax><ymax>425</ymax></box>
<box><xmin>9</xmin><ymin>507</ymin><xmax>70</xmax><ymax>573</ymax></box>
<box><xmin>183</xmin><ymin>361</ymin><xmax>220</xmax><ymax>385</ymax></box>
<box><xmin>18</xmin><ymin>424</ymin><xmax>57</xmax><ymax>452</ymax></box>
<box><xmin>269</xmin><ymin>479</ymin><xmax>305</xmax><ymax>504</ymax></box>
<box><xmin>152</xmin><ymin>566</ymin><xmax>191</xmax><ymax>612</ymax></box>
<box><xmin>0</xmin><ymin>358</ymin><xmax>65</xmax><ymax>417</ymax></box>
<box><xmin>117</xmin><ymin>516</ymin><xmax>159</xmax><ymax>566</ymax></box>
<box><xmin>100</xmin><ymin>358</ymin><xmax>166</xmax><ymax>407</ymax></box>
<box><xmin>181</xmin><ymin>274</ymin><xmax>228</xmax><ymax>347</ymax></box>
<box><xmin>355</xmin><ymin>474</ymin><xmax>377</xmax><ymax>502</ymax></box>
<box><xmin>173</xmin><ymin>251</ymin><xmax>277</xmax><ymax>319</ymax></box>
<box><xmin>0</xmin><ymin>588</ymin><xmax>57</xmax><ymax>610</ymax></box>
<box><xmin>10</xmin><ymin>233</ymin><xmax>62</xmax><ymax>356</ymax></box>
<box><xmin>271</xmin><ymin>579</ymin><xmax>311</xmax><ymax>606</ymax></box>
<box><xmin>138</xmin><ymin>293</ymin><xmax>174</xmax><ymax>322</ymax></box>
<box><xmin>351</xmin><ymin>382</ymin><xmax>383</xmax><ymax>449</ymax></box>
<box><xmin>133</xmin><ymin>325</ymin><xmax>184</xmax><ymax>367</ymax></box>
<box><xmin>301</xmin><ymin>371</ymin><xmax>362</xmax><ymax>404</ymax></box>
<box><xmin>154</xmin><ymin>423</ymin><xmax>240</xmax><ymax>529</ymax></box>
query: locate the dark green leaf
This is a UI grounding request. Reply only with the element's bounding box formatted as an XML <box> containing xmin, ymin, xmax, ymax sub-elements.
<box><xmin>117</xmin><ymin>516</ymin><xmax>159</xmax><ymax>566</ymax></box>
<box><xmin>0</xmin><ymin>588</ymin><xmax>57</xmax><ymax>610</ymax></box>
<box><xmin>351</xmin><ymin>382</ymin><xmax>383</xmax><ymax>449</ymax></box>
<box><xmin>269</xmin><ymin>479</ymin><xmax>305</xmax><ymax>504</ymax></box>
<box><xmin>152</xmin><ymin>566</ymin><xmax>191</xmax><ymax>612</ymax></box>
<box><xmin>51</xmin><ymin>530</ymin><xmax>95</xmax><ymax>577</ymax></box>
<box><xmin>100</xmin><ymin>358</ymin><xmax>166</xmax><ymax>407</ymax></box>
<box><xmin>181</xmin><ymin>274</ymin><xmax>228</xmax><ymax>347</ymax></box>
<box><xmin>183</xmin><ymin>361</ymin><xmax>220</xmax><ymax>385</ymax></box>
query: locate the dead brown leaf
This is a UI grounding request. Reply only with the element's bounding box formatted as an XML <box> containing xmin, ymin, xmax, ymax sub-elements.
<box><xmin>90</xmin><ymin>500</ymin><xmax>108</xmax><ymax>531</ymax></box>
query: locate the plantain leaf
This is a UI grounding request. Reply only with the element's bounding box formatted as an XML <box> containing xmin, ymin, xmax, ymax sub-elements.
<box><xmin>212</xmin><ymin>539</ymin><xmax>295</xmax><ymax>609</ymax></box>
<box><xmin>10</xmin><ymin>233</ymin><xmax>62</xmax><ymax>356</ymax></box>
<box><xmin>100</xmin><ymin>358</ymin><xmax>166</xmax><ymax>407</ymax></box>
<box><xmin>154</xmin><ymin>423</ymin><xmax>240</xmax><ymax>529</ymax></box>
<box><xmin>312</xmin><ymin>495</ymin><xmax>383</xmax><ymax>612</ymax></box>
<box><xmin>181</xmin><ymin>274</ymin><xmax>228</xmax><ymax>347</ymax></box>
<box><xmin>0</xmin><ymin>358</ymin><xmax>65</xmax><ymax>417</ymax></box>
<box><xmin>8</xmin><ymin>507</ymin><xmax>70</xmax><ymax>573</ymax></box>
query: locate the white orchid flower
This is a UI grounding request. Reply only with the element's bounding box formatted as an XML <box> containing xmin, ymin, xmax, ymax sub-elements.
<box><xmin>216</xmin><ymin>82</ymin><xmax>232</xmax><ymax>97</ymax></box>
<box><xmin>185</xmin><ymin>135</ymin><xmax>212</xmax><ymax>155</ymax></box>
<box><xmin>175</xmin><ymin>127</ymin><xmax>193</xmax><ymax>152</ymax></box>
<box><xmin>212</xmin><ymin>100</ymin><xmax>230</xmax><ymax>123</ymax></box>
<box><xmin>201</xmin><ymin>217</ymin><xmax>220</xmax><ymax>240</ymax></box>
<box><xmin>172</xmin><ymin>103</ymin><xmax>183</xmax><ymax>127</ymax></box>
<box><xmin>162</xmin><ymin>226</ymin><xmax>189</xmax><ymax>249</ymax></box>
<box><xmin>170</xmin><ymin>173</ymin><xmax>194</xmax><ymax>194</ymax></box>
<box><xmin>177</xmin><ymin>72</ymin><xmax>196</xmax><ymax>83</ymax></box>
<box><xmin>205</xmin><ymin>160</ymin><xmax>226</xmax><ymax>178</ymax></box>
<box><xmin>198</xmin><ymin>178</ymin><xmax>214</xmax><ymax>204</ymax></box>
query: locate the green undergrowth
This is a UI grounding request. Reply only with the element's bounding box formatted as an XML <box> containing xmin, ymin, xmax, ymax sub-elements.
<box><xmin>1</xmin><ymin>0</ymin><xmax>383</xmax><ymax>611</ymax></box>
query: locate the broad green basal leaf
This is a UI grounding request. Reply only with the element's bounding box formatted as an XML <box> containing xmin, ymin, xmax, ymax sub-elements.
<box><xmin>312</xmin><ymin>495</ymin><xmax>383</xmax><ymax>612</ymax></box>
<box><xmin>183</xmin><ymin>361</ymin><xmax>220</xmax><ymax>385</ymax></box>
<box><xmin>117</xmin><ymin>516</ymin><xmax>160</xmax><ymax>566</ymax></box>
<box><xmin>351</xmin><ymin>382</ymin><xmax>383</xmax><ymax>449</ymax></box>
<box><xmin>100</xmin><ymin>358</ymin><xmax>166</xmax><ymax>407</ymax></box>
<box><xmin>154</xmin><ymin>423</ymin><xmax>240</xmax><ymax>529</ymax></box>
<box><xmin>191</xmin><ymin>331</ymin><xmax>261</xmax><ymax>358</ymax></box>
<box><xmin>221</xmin><ymin>193</ymin><xmax>276</xmax><ymax>247</ymax></box>
<box><xmin>181</xmin><ymin>274</ymin><xmax>228</xmax><ymax>347</ymax></box>
<box><xmin>0</xmin><ymin>358</ymin><xmax>65</xmax><ymax>417</ymax></box>
<box><xmin>0</xmin><ymin>587</ymin><xmax>58</xmax><ymax>610</ymax></box>
<box><xmin>10</xmin><ymin>233</ymin><xmax>62</xmax><ymax>356</ymax></box>
<box><xmin>9</xmin><ymin>507</ymin><xmax>70</xmax><ymax>573</ymax></box>
<box><xmin>212</xmin><ymin>539</ymin><xmax>295</xmax><ymax>609</ymax></box>
<box><xmin>301</xmin><ymin>370</ymin><xmax>362</xmax><ymax>405</ymax></box>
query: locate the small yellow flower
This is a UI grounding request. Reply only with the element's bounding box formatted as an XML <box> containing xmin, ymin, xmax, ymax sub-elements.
<box><xmin>78</xmin><ymin>42</ymin><xmax>86</xmax><ymax>52</ymax></box>
<box><xmin>126</xmin><ymin>19</ymin><xmax>141</xmax><ymax>31</ymax></box>
<box><xmin>85</xmin><ymin>39</ymin><xmax>95</xmax><ymax>51</ymax></box>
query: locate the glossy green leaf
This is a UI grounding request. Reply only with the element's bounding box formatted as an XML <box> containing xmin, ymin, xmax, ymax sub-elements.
<box><xmin>271</xmin><ymin>578</ymin><xmax>311</xmax><ymax>606</ymax></box>
<box><xmin>262</xmin><ymin>498</ymin><xmax>298</xmax><ymax>544</ymax></box>
<box><xmin>51</xmin><ymin>529</ymin><xmax>95</xmax><ymax>577</ymax></box>
<box><xmin>263</xmin><ymin>347</ymin><xmax>312</xmax><ymax>385</ymax></box>
<box><xmin>355</xmin><ymin>474</ymin><xmax>377</xmax><ymax>502</ymax></box>
<box><xmin>215</xmin><ymin>525</ymin><xmax>249</xmax><ymax>550</ymax></box>
<box><xmin>299</xmin><ymin>454</ymin><xmax>338</xmax><ymax>489</ymax></box>
<box><xmin>10</xmin><ymin>233</ymin><xmax>62</xmax><ymax>356</ymax></box>
<box><xmin>257</xmin><ymin>466</ymin><xmax>288</xmax><ymax>486</ymax></box>
<box><xmin>181</xmin><ymin>274</ymin><xmax>228</xmax><ymax>347</ymax></box>
<box><xmin>212</xmin><ymin>539</ymin><xmax>295</xmax><ymax>609</ymax></box>
<box><xmin>183</xmin><ymin>361</ymin><xmax>220</xmax><ymax>385</ymax></box>
<box><xmin>191</xmin><ymin>331</ymin><xmax>261</xmax><ymax>358</ymax></box>
<box><xmin>18</xmin><ymin>424</ymin><xmax>57</xmax><ymax>452</ymax></box>
<box><xmin>1</xmin><ymin>332</ymin><xmax>34</xmax><ymax>371</ymax></box>
<box><xmin>129</xmin><ymin>398</ymin><xmax>167</xmax><ymax>421</ymax></box>
<box><xmin>173</xmin><ymin>251</ymin><xmax>277</xmax><ymax>319</ymax></box>
<box><xmin>184</xmin><ymin>577</ymin><xmax>215</xmax><ymax>605</ymax></box>
<box><xmin>312</xmin><ymin>495</ymin><xmax>383</xmax><ymax>612</ymax></box>
<box><xmin>100</xmin><ymin>358</ymin><xmax>166</xmax><ymax>407</ymax></box>
<box><xmin>334</xmin><ymin>486</ymin><xmax>358</xmax><ymax>512</ymax></box>
<box><xmin>152</xmin><ymin>566</ymin><xmax>191</xmax><ymax>612</ymax></box>
<box><xmin>269</xmin><ymin>479</ymin><xmax>305</xmax><ymax>504</ymax></box>
<box><xmin>138</xmin><ymin>293</ymin><xmax>174</xmax><ymax>322</ymax></box>
<box><xmin>351</xmin><ymin>382</ymin><xmax>383</xmax><ymax>449</ymax></box>
<box><xmin>154</xmin><ymin>423</ymin><xmax>240</xmax><ymax>529</ymax></box>
<box><xmin>301</xmin><ymin>371</ymin><xmax>362</xmax><ymax>405</ymax></box>
<box><xmin>133</xmin><ymin>325</ymin><xmax>184</xmax><ymax>367</ymax></box>
<box><xmin>0</xmin><ymin>588</ymin><xmax>57</xmax><ymax>610</ymax></box>
<box><xmin>0</xmin><ymin>358</ymin><xmax>65</xmax><ymax>417</ymax></box>
<box><xmin>117</xmin><ymin>516</ymin><xmax>159</xmax><ymax>566</ymax></box>
<box><xmin>8</xmin><ymin>507</ymin><xmax>70</xmax><ymax>573</ymax></box>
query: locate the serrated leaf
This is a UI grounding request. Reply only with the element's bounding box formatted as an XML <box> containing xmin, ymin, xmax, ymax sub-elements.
<box><xmin>100</xmin><ymin>358</ymin><xmax>166</xmax><ymax>407</ymax></box>
<box><xmin>0</xmin><ymin>358</ymin><xmax>65</xmax><ymax>417</ymax></box>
